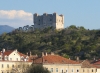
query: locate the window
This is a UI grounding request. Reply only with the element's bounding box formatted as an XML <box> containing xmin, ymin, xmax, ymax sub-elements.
<box><xmin>16</xmin><ymin>58</ymin><xmax>18</xmax><ymax>61</ymax></box>
<box><xmin>96</xmin><ymin>69</ymin><xmax>97</xmax><ymax>72</ymax></box>
<box><xmin>2</xmin><ymin>64</ymin><xmax>3</xmax><ymax>68</ymax></box>
<box><xmin>7</xmin><ymin>64</ymin><xmax>9</xmax><ymax>68</ymax></box>
<box><xmin>51</xmin><ymin>68</ymin><xmax>53</xmax><ymax>72</ymax></box>
<box><xmin>62</xmin><ymin>70</ymin><xmax>63</xmax><ymax>73</ymax></box>
<box><xmin>56</xmin><ymin>68</ymin><xmax>58</xmax><ymax>72</ymax></box>
<box><xmin>83</xmin><ymin>69</ymin><xmax>84</xmax><ymax>72</ymax></box>
<box><xmin>72</xmin><ymin>69</ymin><xmax>74</xmax><ymax>73</ymax></box>
<box><xmin>50</xmin><ymin>19</ymin><xmax>52</xmax><ymax>21</ymax></box>
<box><xmin>18</xmin><ymin>65</ymin><xmax>20</xmax><ymax>68</ymax></box>
<box><xmin>92</xmin><ymin>69</ymin><xmax>93</xmax><ymax>72</ymax></box>
<box><xmin>12</xmin><ymin>65</ymin><xmax>14</xmax><ymax>68</ymax></box>
<box><xmin>66</xmin><ymin>69</ymin><xmax>68</xmax><ymax>73</ymax></box>
<box><xmin>10</xmin><ymin>58</ymin><xmax>12</xmax><ymax>61</ymax></box>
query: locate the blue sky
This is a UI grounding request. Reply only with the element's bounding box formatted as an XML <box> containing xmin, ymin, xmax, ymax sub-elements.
<box><xmin>0</xmin><ymin>0</ymin><xmax>100</xmax><ymax>29</ymax></box>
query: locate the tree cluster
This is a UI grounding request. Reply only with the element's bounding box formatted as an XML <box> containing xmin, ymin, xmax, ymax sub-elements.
<box><xmin>0</xmin><ymin>25</ymin><xmax>100</xmax><ymax>60</ymax></box>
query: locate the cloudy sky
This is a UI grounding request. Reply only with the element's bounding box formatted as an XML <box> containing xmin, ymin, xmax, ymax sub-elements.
<box><xmin>0</xmin><ymin>0</ymin><xmax>100</xmax><ymax>29</ymax></box>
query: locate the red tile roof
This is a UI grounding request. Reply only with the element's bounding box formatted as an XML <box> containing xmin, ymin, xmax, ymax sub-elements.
<box><xmin>18</xmin><ymin>52</ymin><xmax>27</xmax><ymax>57</ymax></box>
<box><xmin>1</xmin><ymin>50</ymin><xmax>14</xmax><ymax>56</ymax></box>
<box><xmin>0</xmin><ymin>50</ymin><xmax>33</xmax><ymax>62</ymax></box>
<box><xmin>33</xmin><ymin>55</ymin><xmax>80</xmax><ymax>64</ymax></box>
<box><xmin>93</xmin><ymin>60</ymin><xmax>100</xmax><ymax>65</ymax></box>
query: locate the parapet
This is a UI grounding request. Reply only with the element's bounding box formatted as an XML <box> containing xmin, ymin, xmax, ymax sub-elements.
<box><xmin>34</xmin><ymin>13</ymin><xmax>38</xmax><ymax>16</ymax></box>
<box><xmin>43</xmin><ymin>13</ymin><xmax>47</xmax><ymax>15</ymax></box>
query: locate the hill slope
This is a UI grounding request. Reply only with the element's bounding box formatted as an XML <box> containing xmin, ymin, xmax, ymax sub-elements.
<box><xmin>0</xmin><ymin>25</ymin><xmax>100</xmax><ymax>60</ymax></box>
<box><xmin>0</xmin><ymin>25</ymin><xmax>15</xmax><ymax>34</ymax></box>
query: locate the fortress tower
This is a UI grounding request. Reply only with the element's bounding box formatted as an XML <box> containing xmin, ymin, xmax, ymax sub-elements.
<box><xmin>33</xmin><ymin>13</ymin><xmax>64</xmax><ymax>30</ymax></box>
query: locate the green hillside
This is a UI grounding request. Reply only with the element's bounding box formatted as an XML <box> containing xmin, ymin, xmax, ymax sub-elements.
<box><xmin>0</xmin><ymin>25</ymin><xmax>100</xmax><ymax>60</ymax></box>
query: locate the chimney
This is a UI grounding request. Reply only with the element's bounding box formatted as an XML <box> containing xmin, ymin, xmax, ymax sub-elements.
<box><xmin>42</xmin><ymin>52</ymin><xmax>44</xmax><ymax>57</ymax></box>
<box><xmin>1</xmin><ymin>51</ymin><xmax>3</xmax><ymax>56</ymax></box>
<box><xmin>15</xmin><ymin>49</ymin><xmax>17</xmax><ymax>52</ymax></box>
<box><xmin>76</xmin><ymin>56</ymin><xmax>79</xmax><ymax>62</ymax></box>
<box><xmin>36</xmin><ymin>54</ymin><xmax>38</xmax><ymax>57</ymax></box>
<box><xmin>26</xmin><ymin>52</ymin><xmax>28</xmax><ymax>56</ymax></box>
<box><xmin>2</xmin><ymin>48</ymin><xmax>5</xmax><ymax>53</ymax></box>
<box><xmin>29</xmin><ymin>51</ymin><xmax>31</xmax><ymax>56</ymax></box>
<box><xmin>69</xmin><ymin>58</ymin><xmax>70</xmax><ymax>60</ymax></box>
<box><xmin>45</xmin><ymin>52</ymin><xmax>47</xmax><ymax>56</ymax></box>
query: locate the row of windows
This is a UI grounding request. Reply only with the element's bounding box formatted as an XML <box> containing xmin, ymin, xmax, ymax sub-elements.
<box><xmin>49</xmin><ymin>68</ymin><xmax>95</xmax><ymax>73</ymax></box>
<box><xmin>34</xmin><ymin>19</ymin><xmax>63</xmax><ymax>23</ymax></box>
<box><xmin>1</xmin><ymin>64</ymin><xmax>29</xmax><ymax>68</ymax></box>
<box><xmin>1</xmin><ymin>71</ymin><xmax>13</xmax><ymax>73</ymax></box>
<box><xmin>50</xmin><ymin>68</ymin><xmax>79</xmax><ymax>73</ymax></box>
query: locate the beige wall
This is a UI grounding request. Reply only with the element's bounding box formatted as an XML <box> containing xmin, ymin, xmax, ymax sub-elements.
<box><xmin>43</xmin><ymin>64</ymin><xmax>81</xmax><ymax>73</ymax></box>
<box><xmin>42</xmin><ymin>64</ymin><xmax>97</xmax><ymax>73</ymax></box>
<box><xmin>81</xmin><ymin>68</ymin><xmax>96</xmax><ymax>73</ymax></box>
<box><xmin>0</xmin><ymin>61</ymin><xmax>32</xmax><ymax>73</ymax></box>
<box><xmin>96</xmin><ymin>68</ymin><xmax>100</xmax><ymax>73</ymax></box>
<box><xmin>8</xmin><ymin>51</ymin><xmax>20</xmax><ymax>61</ymax></box>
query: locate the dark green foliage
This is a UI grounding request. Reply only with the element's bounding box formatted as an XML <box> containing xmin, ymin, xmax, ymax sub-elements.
<box><xmin>0</xmin><ymin>25</ymin><xmax>100</xmax><ymax>60</ymax></box>
<box><xmin>27</xmin><ymin>64</ymin><xmax>50</xmax><ymax>73</ymax></box>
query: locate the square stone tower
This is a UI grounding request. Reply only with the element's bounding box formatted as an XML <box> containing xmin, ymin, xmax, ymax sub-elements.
<box><xmin>33</xmin><ymin>13</ymin><xmax>64</xmax><ymax>30</ymax></box>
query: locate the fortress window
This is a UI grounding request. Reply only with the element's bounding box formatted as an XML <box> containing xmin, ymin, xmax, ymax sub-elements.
<box><xmin>38</xmin><ymin>24</ymin><xmax>40</xmax><ymax>25</ymax></box>
<box><xmin>39</xmin><ymin>19</ymin><xmax>40</xmax><ymax>21</ymax></box>
<box><xmin>50</xmin><ymin>19</ymin><xmax>52</xmax><ymax>21</ymax></box>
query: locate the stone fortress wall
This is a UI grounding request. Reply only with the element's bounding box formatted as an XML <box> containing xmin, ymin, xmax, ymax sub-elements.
<box><xmin>33</xmin><ymin>13</ymin><xmax>64</xmax><ymax>30</ymax></box>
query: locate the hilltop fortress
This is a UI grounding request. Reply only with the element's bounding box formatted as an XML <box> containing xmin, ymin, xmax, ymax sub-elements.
<box><xmin>33</xmin><ymin>13</ymin><xmax>64</xmax><ymax>30</ymax></box>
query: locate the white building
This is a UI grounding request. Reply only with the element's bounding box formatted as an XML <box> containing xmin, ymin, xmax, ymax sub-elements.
<box><xmin>0</xmin><ymin>49</ymin><xmax>33</xmax><ymax>73</ymax></box>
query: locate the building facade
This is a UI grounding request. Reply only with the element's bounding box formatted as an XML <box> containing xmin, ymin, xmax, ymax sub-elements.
<box><xmin>32</xmin><ymin>52</ymin><xmax>100</xmax><ymax>73</ymax></box>
<box><xmin>0</xmin><ymin>49</ymin><xmax>33</xmax><ymax>73</ymax></box>
<box><xmin>33</xmin><ymin>13</ymin><xmax>64</xmax><ymax>30</ymax></box>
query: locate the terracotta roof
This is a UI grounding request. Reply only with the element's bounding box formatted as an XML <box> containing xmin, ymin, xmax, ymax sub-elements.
<box><xmin>2</xmin><ymin>50</ymin><xmax>14</xmax><ymax>56</ymax></box>
<box><xmin>33</xmin><ymin>55</ymin><xmax>80</xmax><ymax>64</ymax></box>
<box><xmin>93</xmin><ymin>60</ymin><xmax>100</xmax><ymax>65</ymax></box>
<box><xmin>18</xmin><ymin>52</ymin><xmax>27</xmax><ymax>57</ymax></box>
<box><xmin>81</xmin><ymin>60</ymin><xmax>96</xmax><ymax>68</ymax></box>
<box><xmin>17</xmin><ymin>52</ymin><xmax>33</xmax><ymax>62</ymax></box>
<box><xmin>0</xmin><ymin>50</ymin><xmax>33</xmax><ymax>62</ymax></box>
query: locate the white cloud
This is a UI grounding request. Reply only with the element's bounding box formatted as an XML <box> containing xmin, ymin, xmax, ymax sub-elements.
<box><xmin>0</xmin><ymin>10</ymin><xmax>33</xmax><ymax>28</ymax></box>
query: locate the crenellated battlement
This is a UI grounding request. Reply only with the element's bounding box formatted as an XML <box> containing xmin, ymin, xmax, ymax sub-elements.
<box><xmin>33</xmin><ymin>13</ymin><xmax>64</xmax><ymax>30</ymax></box>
